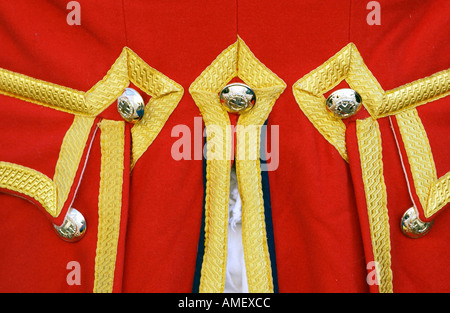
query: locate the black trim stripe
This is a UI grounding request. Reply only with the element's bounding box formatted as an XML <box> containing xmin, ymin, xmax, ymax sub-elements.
<box><xmin>260</xmin><ymin>120</ymin><xmax>279</xmax><ymax>293</ymax></box>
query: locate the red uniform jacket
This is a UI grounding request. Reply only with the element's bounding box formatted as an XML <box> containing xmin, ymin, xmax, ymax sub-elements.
<box><xmin>0</xmin><ymin>0</ymin><xmax>449</xmax><ymax>293</ymax></box>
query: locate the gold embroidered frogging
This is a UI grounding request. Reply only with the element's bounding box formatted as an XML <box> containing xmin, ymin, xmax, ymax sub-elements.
<box><xmin>0</xmin><ymin>47</ymin><xmax>183</xmax><ymax>168</ymax></box>
<box><xmin>292</xmin><ymin>43</ymin><xmax>450</xmax><ymax>162</ymax></box>
<box><xmin>190</xmin><ymin>37</ymin><xmax>286</xmax><ymax>293</ymax></box>
<box><xmin>0</xmin><ymin>47</ymin><xmax>182</xmax><ymax>218</ymax></box>
<box><xmin>292</xmin><ymin>43</ymin><xmax>384</xmax><ymax>162</ymax></box>
<box><xmin>293</xmin><ymin>43</ymin><xmax>449</xmax><ymax>292</ymax></box>
<box><xmin>0</xmin><ymin>116</ymin><xmax>94</xmax><ymax>217</ymax></box>
<box><xmin>396</xmin><ymin>109</ymin><xmax>450</xmax><ymax>218</ymax></box>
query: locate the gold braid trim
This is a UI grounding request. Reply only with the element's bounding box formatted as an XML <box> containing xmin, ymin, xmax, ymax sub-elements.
<box><xmin>189</xmin><ymin>37</ymin><xmax>285</xmax><ymax>293</ymax></box>
<box><xmin>127</xmin><ymin>49</ymin><xmax>184</xmax><ymax>168</ymax></box>
<box><xmin>0</xmin><ymin>47</ymin><xmax>182</xmax><ymax>167</ymax></box>
<box><xmin>292</xmin><ymin>43</ymin><xmax>384</xmax><ymax>162</ymax></box>
<box><xmin>53</xmin><ymin>116</ymin><xmax>95</xmax><ymax>217</ymax></box>
<box><xmin>0</xmin><ymin>48</ymin><xmax>181</xmax><ymax>218</ymax></box>
<box><xmin>293</xmin><ymin>43</ymin><xmax>449</xmax><ymax>162</ymax></box>
<box><xmin>0</xmin><ymin>68</ymin><xmax>87</xmax><ymax>115</ymax></box>
<box><xmin>356</xmin><ymin>118</ymin><xmax>393</xmax><ymax>293</ymax></box>
<box><xmin>93</xmin><ymin>120</ymin><xmax>125</xmax><ymax>293</ymax></box>
<box><xmin>236</xmin><ymin>40</ymin><xmax>285</xmax><ymax>293</ymax></box>
<box><xmin>428</xmin><ymin>173</ymin><xmax>450</xmax><ymax>216</ymax></box>
<box><xmin>190</xmin><ymin>41</ymin><xmax>236</xmax><ymax>293</ymax></box>
<box><xmin>292</xmin><ymin>45</ymin><xmax>350</xmax><ymax>161</ymax></box>
<box><xmin>379</xmin><ymin>69</ymin><xmax>450</xmax><ymax>118</ymax></box>
<box><xmin>0</xmin><ymin>116</ymin><xmax>94</xmax><ymax>217</ymax></box>
<box><xmin>0</xmin><ymin>161</ymin><xmax>56</xmax><ymax>213</ymax></box>
<box><xmin>396</xmin><ymin>108</ymin><xmax>450</xmax><ymax>218</ymax></box>
<box><xmin>0</xmin><ymin>53</ymin><xmax>128</xmax><ymax>116</ymax></box>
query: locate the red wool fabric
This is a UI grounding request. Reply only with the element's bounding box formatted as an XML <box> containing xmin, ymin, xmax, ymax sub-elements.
<box><xmin>0</xmin><ymin>0</ymin><xmax>448</xmax><ymax>292</ymax></box>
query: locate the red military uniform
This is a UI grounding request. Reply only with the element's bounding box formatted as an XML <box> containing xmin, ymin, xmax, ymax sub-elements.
<box><xmin>0</xmin><ymin>0</ymin><xmax>449</xmax><ymax>293</ymax></box>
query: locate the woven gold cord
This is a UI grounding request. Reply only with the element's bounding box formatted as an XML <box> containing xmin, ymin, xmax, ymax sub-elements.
<box><xmin>189</xmin><ymin>41</ymin><xmax>236</xmax><ymax>293</ymax></box>
<box><xmin>293</xmin><ymin>43</ymin><xmax>449</xmax><ymax>162</ymax></box>
<box><xmin>396</xmin><ymin>108</ymin><xmax>450</xmax><ymax>218</ymax></box>
<box><xmin>0</xmin><ymin>115</ymin><xmax>93</xmax><ymax>217</ymax></box>
<box><xmin>235</xmin><ymin>40</ymin><xmax>285</xmax><ymax>293</ymax></box>
<box><xmin>428</xmin><ymin>173</ymin><xmax>450</xmax><ymax>216</ymax></box>
<box><xmin>292</xmin><ymin>43</ymin><xmax>384</xmax><ymax>162</ymax></box>
<box><xmin>0</xmin><ymin>161</ymin><xmax>56</xmax><ymax>212</ymax></box>
<box><xmin>189</xmin><ymin>37</ymin><xmax>285</xmax><ymax>293</ymax></box>
<box><xmin>126</xmin><ymin>49</ymin><xmax>184</xmax><ymax>168</ymax></box>
<box><xmin>0</xmin><ymin>54</ymin><xmax>127</xmax><ymax>116</ymax></box>
<box><xmin>93</xmin><ymin>120</ymin><xmax>125</xmax><ymax>293</ymax></box>
<box><xmin>0</xmin><ymin>68</ymin><xmax>87</xmax><ymax>114</ymax></box>
<box><xmin>0</xmin><ymin>47</ymin><xmax>181</xmax><ymax>218</ymax></box>
<box><xmin>356</xmin><ymin>118</ymin><xmax>393</xmax><ymax>293</ymax></box>
<box><xmin>379</xmin><ymin>69</ymin><xmax>450</xmax><ymax>118</ymax></box>
<box><xmin>53</xmin><ymin>116</ymin><xmax>95</xmax><ymax>217</ymax></box>
<box><xmin>0</xmin><ymin>47</ymin><xmax>182</xmax><ymax>168</ymax></box>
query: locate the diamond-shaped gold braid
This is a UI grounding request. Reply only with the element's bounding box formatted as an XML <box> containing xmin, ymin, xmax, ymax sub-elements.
<box><xmin>293</xmin><ymin>43</ymin><xmax>450</xmax><ymax>162</ymax></box>
<box><xmin>190</xmin><ymin>37</ymin><xmax>286</xmax><ymax>293</ymax></box>
<box><xmin>0</xmin><ymin>47</ymin><xmax>183</xmax><ymax>168</ymax></box>
<box><xmin>0</xmin><ymin>47</ymin><xmax>182</xmax><ymax>219</ymax></box>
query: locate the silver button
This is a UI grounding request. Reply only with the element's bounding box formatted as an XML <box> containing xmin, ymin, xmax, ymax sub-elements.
<box><xmin>117</xmin><ymin>88</ymin><xmax>145</xmax><ymax>123</ymax></box>
<box><xmin>325</xmin><ymin>88</ymin><xmax>362</xmax><ymax>118</ymax></box>
<box><xmin>54</xmin><ymin>208</ymin><xmax>87</xmax><ymax>242</ymax></box>
<box><xmin>219</xmin><ymin>83</ymin><xmax>256</xmax><ymax>114</ymax></box>
<box><xmin>401</xmin><ymin>207</ymin><xmax>433</xmax><ymax>239</ymax></box>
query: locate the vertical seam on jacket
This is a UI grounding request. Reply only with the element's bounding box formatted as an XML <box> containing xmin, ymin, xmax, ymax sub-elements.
<box><xmin>121</xmin><ymin>0</ymin><xmax>129</xmax><ymax>47</ymax></box>
<box><xmin>236</xmin><ymin>0</ymin><xmax>239</xmax><ymax>35</ymax></box>
<box><xmin>348</xmin><ymin>0</ymin><xmax>352</xmax><ymax>43</ymax></box>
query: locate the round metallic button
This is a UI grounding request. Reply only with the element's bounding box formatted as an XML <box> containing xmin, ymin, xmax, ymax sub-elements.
<box><xmin>219</xmin><ymin>83</ymin><xmax>256</xmax><ymax>114</ymax></box>
<box><xmin>325</xmin><ymin>88</ymin><xmax>362</xmax><ymax>118</ymax></box>
<box><xmin>401</xmin><ymin>207</ymin><xmax>433</xmax><ymax>239</ymax></box>
<box><xmin>54</xmin><ymin>208</ymin><xmax>87</xmax><ymax>242</ymax></box>
<box><xmin>117</xmin><ymin>88</ymin><xmax>145</xmax><ymax>123</ymax></box>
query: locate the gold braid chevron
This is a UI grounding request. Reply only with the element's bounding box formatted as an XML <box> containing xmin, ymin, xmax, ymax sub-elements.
<box><xmin>356</xmin><ymin>118</ymin><xmax>393</xmax><ymax>293</ymax></box>
<box><xmin>292</xmin><ymin>43</ymin><xmax>384</xmax><ymax>162</ymax></box>
<box><xmin>0</xmin><ymin>116</ymin><xmax>94</xmax><ymax>217</ymax></box>
<box><xmin>396</xmin><ymin>108</ymin><xmax>450</xmax><ymax>218</ymax></box>
<box><xmin>0</xmin><ymin>47</ymin><xmax>182</xmax><ymax>167</ymax></box>
<box><xmin>0</xmin><ymin>48</ymin><xmax>181</xmax><ymax>218</ymax></box>
<box><xmin>126</xmin><ymin>49</ymin><xmax>184</xmax><ymax>168</ymax></box>
<box><xmin>93</xmin><ymin>120</ymin><xmax>125</xmax><ymax>293</ymax></box>
<box><xmin>292</xmin><ymin>45</ymin><xmax>350</xmax><ymax>161</ymax></box>
<box><xmin>189</xmin><ymin>37</ymin><xmax>285</xmax><ymax>293</ymax></box>
<box><xmin>293</xmin><ymin>43</ymin><xmax>449</xmax><ymax>162</ymax></box>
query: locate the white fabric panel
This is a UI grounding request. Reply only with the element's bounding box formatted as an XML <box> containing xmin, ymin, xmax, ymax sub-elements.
<box><xmin>223</xmin><ymin>165</ymin><xmax>248</xmax><ymax>293</ymax></box>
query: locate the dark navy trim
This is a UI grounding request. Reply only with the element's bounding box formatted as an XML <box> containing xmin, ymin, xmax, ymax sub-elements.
<box><xmin>192</xmin><ymin>124</ymin><xmax>279</xmax><ymax>292</ymax></box>
<box><xmin>260</xmin><ymin>120</ymin><xmax>279</xmax><ymax>293</ymax></box>
<box><xmin>192</xmin><ymin>146</ymin><xmax>207</xmax><ymax>293</ymax></box>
